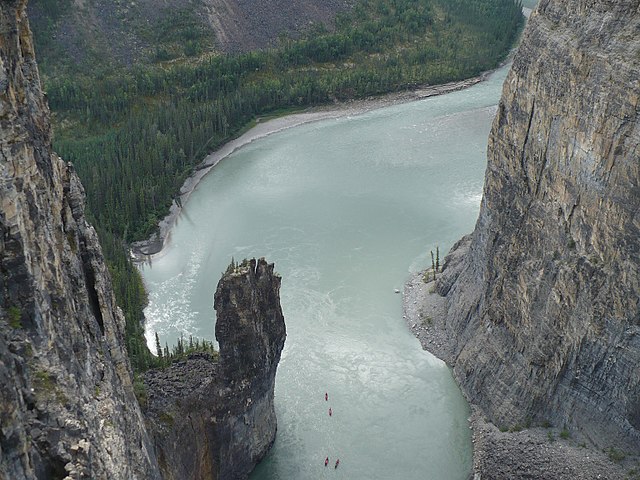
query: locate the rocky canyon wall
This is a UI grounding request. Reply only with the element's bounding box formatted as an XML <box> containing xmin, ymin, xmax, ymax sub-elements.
<box><xmin>143</xmin><ymin>258</ymin><xmax>286</xmax><ymax>480</ymax></box>
<box><xmin>0</xmin><ymin>1</ymin><xmax>160</xmax><ymax>478</ymax></box>
<box><xmin>0</xmin><ymin>1</ymin><xmax>287</xmax><ymax>478</ymax></box>
<box><xmin>427</xmin><ymin>0</ymin><xmax>640</xmax><ymax>452</ymax></box>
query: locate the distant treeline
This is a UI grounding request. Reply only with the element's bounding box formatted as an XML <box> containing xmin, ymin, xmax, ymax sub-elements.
<box><xmin>37</xmin><ymin>0</ymin><xmax>523</xmax><ymax>372</ymax></box>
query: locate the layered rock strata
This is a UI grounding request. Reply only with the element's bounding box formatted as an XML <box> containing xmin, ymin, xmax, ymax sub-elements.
<box><xmin>415</xmin><ymin>0</ymin><xmax>640</xmax><ymax>454</ymax></box>
<box><xmin>0</xmin><ymin>1</ymin><xmax>159</xmax><ymax>478</ymax></box>
<box><xmin>1</xmin><ymin>2</ymin><xmax>287</xmax><ymax>478</ymax></box>
<box><xmin>144</xmin><ymin>258</ymin><xmax>286</xmax><ymax>480</ymax></box>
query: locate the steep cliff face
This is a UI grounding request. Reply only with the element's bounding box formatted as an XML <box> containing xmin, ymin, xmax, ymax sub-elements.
<box><xmin>0</xmin><ymin>1</ymin><xmax>160</xmax><ymax>479</ymax></box>
<box><xmin>426</xmin><ymin>0</ymin><xmax>640</xmax><ymax>452</ymax></box>
<box><xmin>144</xmin><ymin>258</ymin><xmax>286</xmax><ymax>480</ymax></box>
<box><xmin>1</xmin><ymin>3</ymin><xmax>287</xmax><ymax>477</ymax></box>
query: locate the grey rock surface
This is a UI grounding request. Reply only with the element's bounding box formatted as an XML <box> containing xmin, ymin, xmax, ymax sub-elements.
<box><xmin>411</xmin><ymin>0</ymin><xmax>640</xmax><ymax>458</ymax></box>
<box><xmin>144</xmin><ymin>258</ymin><xmax>286</xmax><ymax>480</ymax></box>
<box><xmin>0</xmin><ymin>1</ymin><xmax>160</xmax><ymax>478</ymax></box>
<box><xmin>404</xmin><ymin>273</ymin><xmax>635</xmax><ymax>479</ymax></box>
<box><xmin>2</xmin><ymin>1</ymin><xmax>289</xmax><ymax>478</ymax></box>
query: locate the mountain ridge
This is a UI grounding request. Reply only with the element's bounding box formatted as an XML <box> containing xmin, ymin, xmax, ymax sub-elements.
<box><xmin>28</xmin><ymin>0</ymin><xmax>354</xmax><ymax>72</ymax></box>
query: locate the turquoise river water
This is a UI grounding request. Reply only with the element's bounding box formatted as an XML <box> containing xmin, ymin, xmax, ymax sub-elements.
<box><xmin>141</xmin><ymin>63</ymin><xmax>511</xmax><ymax>479</ymax></box>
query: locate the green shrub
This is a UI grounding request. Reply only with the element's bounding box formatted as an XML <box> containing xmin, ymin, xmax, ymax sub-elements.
<box><xmin>159</xmin><ymin>411</ymin><xmax>175</xmax><ymax>425</ymax></box>
<box><xmin>8</xmin><ymin>306</ymin><xmax>21</xmax><ymax>328</ymax></box>
<box><xmin>133</xmin><ymin>375</ymin><xmax>148</xmax><ymax>408</ymax></box>
<box><xmin>607</xmin><ymin>447</ymin><xmax>626</xmax><ymax>462</ymax></box>
<box><xmin>32</xmin><ymin>369</ymin><xmax>68</xmax><ymax>403</ymax></box>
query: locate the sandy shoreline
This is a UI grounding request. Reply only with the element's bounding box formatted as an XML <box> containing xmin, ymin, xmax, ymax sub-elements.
<box><xmin>129</xmin><ymin>72</ymin><xmax>491</xmax><ymax>261</ymax></box>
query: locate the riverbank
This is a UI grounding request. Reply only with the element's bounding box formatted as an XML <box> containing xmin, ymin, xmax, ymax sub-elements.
<box><xmin>130</xmin><ymin>0</ymin><xmax>532</xmax><ymax>262</ymax></box>
<box><xmin>129</xmin><ymin>72</ymin><xmax>490</xmax><ymax>261</ymax></box>
<box><xmin>130</xmin><ymin>4</ymin><xmax>536</xmax><ymax>262</ymax></box>
<box><xmin>403</xmin><ymin>271</ymin><xmax>636</xmax><ymax>479</ymax></box>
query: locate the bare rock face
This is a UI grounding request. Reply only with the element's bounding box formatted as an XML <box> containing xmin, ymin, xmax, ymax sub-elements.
<box><xmin>144</xmin><ymin>258</ymin><xmax>286</xmax><ymax>480</ymax></box>
<box><xmin>2</xmin><ymin>1</ymin><xmax>286</xmax><ymax>478</ymax></box>
<box><xmin>202</xmin><ymin>0</ymin><xmax>354</xmax><ymax>52</ymax></box>
<box><xmin>0</xmin><ymin>1</ymin><xmax>160</xmax><ymax>479</ymax></box>
<box><xmin>426</xmin><ymin>0</ymin><xmax>640</xmax><ymax>452</ymax></box>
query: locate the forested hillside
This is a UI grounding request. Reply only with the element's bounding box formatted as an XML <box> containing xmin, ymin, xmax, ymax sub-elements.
<box><xmin>28</xmin><ymin>0</ymin><xmax>354</xmax><ymax>73</ymax></box>
<box><xmin>31</xmin><ymin>0</ymin><xmax>524</xmax><ymax>372</ymax></box>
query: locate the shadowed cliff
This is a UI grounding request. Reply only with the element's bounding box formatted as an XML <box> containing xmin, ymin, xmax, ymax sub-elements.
<box><xmin>422</xmin><ymin>0</ymin><xmax>639</xmax><ymax>453</ymax></box>
<box><xmin>0</xmin><ymin>1</ymin><xmax>159</xmax><ymax>478</ymax></box>
<box><xmin>0</xmin><ymin>1</ymin><xmax>287</xmax><ymax>477</ymax></box>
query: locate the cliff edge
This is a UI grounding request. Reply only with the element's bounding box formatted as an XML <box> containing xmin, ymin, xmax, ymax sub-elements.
<box><xmin>407</xmin><ymin>0</ymin><xmax>639</xmax><ymax>467</ymax></box>
<box><xmin>144</xmin><ymin>258</ymin><xmax>286</xmax><ymax>480</ymax></box>
<box><xmin>0</xmin><ymin>1</ymin><xmax>159</xmax><ymax>478</ymax></box>
<box><xmin>0</xmin><ymin>2</ymin><xmax>287</xmax><ymax>478</ymax></box>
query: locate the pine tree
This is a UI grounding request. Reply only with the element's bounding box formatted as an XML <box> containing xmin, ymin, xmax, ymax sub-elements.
<box><xmin>430</xmin><ymin>250</ymin><xmax>436</xmax><ymax>281</ymax></box>
<box><xmin>155</xmin><ymin>332</ymin><xmax>163</xmax><ymax>358</ymax></box>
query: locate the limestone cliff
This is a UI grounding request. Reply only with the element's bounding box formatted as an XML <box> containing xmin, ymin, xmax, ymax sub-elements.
<box><xmin>0</xmin><ymin>1</ymin><xmax>159</xmax><ymax>478</ymax></box>
<box><xmin>144</xmin><ymin>258</ymin><xmax>286</xmax><ymax>480</ymax></box>
<box><xmin>421</xmin><ymin>0</ymin><xmax>640</xmax><ymax>452</ymax></box>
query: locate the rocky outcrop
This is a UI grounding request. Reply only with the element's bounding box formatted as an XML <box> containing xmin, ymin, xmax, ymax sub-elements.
<box><xmin>0</xmin><ymin>1</ymin><xmax>159</xmax><ymax>478</ymax></box>
<box><xmin>1</xmin><ymin>2</ymin><xmax>287</xmax><ymax>477</ymax></box>
<box><xmin>415</xmin><ymin>0</ymin><xmax>640</xmax><ymax>454</ymax></box>
<box><xmin>144</xmin><ymin>258</ymin><xmax>286</xmax><ymax>480</ymax></box>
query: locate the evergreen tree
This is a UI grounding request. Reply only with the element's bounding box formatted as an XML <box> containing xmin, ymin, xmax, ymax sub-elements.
<box><xmin>155</xmin><ymin>332</ymin><xmax>163</xmax><ymax>359</ymax></box>
<box><xmin>431</xmin><ymin>250</ymin><xmax>436</xmax><ymax>281</ymax></box>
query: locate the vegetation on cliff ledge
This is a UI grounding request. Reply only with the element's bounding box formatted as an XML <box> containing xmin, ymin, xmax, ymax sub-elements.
<box><xmin>31</xmin><ymin>0</ymin><xmax>523</xmax><ymax>372</ymax></box>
